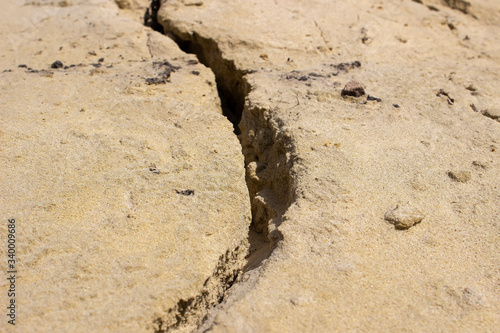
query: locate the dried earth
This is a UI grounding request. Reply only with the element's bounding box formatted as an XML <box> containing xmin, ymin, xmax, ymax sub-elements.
<box><xmin>158</xmin><ymin>0</ymin><xmax>500</xmax><ymax>332</ymax></box>
<box><xmin>1</xmin><ymin>0</ymin><xmax>499</xmax><ymax>332</ymax></box>
<box><xmin>1</xmin><ymin>1</ymin><xmax>250</xmax><ymax>332</ymax></box>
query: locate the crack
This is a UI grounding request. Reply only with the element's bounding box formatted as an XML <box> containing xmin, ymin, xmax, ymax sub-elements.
<box><xmin>144</xmin><ymin>1</ymin><xmax>295</xmax><ymax>331</ymax></box>
<box><xmin>167</xmin><ymin>30</ymin><xmax>248</xmax><ymax>135</ymax></box>
<box><xmin>313</xmin><ymin>19</ymin><xmax>330</xmax><ymax>50</ymax></box>
<box><xmin>144</xmin><ymin>0</ymin><xmax>164</xmax><ymax>34</ymax></box>
<box><xmin>154</xmin><ymin>13</ymin><xmax>294</xmax><ymax>237</ymax></box>
<box><xmin>153</xmin><ymin>244</ymin><xmax>247</xmax><ymax>332</ymax></box>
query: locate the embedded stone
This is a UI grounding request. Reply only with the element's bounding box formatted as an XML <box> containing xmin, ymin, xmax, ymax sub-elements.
<box><xmin>341</xmin><ymin>81</ymin><xmax>366</xmax><ymax>97</ymax></box>
<box><xmin>384</xmin><ymin>204</ymin><xmax>425</xmax><ymax>229</ymax></box>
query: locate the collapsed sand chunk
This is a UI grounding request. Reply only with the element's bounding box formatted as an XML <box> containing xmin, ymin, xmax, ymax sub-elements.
<box><xmin>482</xmin><ymin>108</ymin><xmax>500</xmax><ymax>121</ymax></box>
<box><xmin>447</xmin><ymin>170</ymin><xmax>471</xmax><ymax>182</ymax></box>
<box><xmin>384</xmin><ymin>204</ymin><xmax>425</xmax><ymax>229</ymax></box>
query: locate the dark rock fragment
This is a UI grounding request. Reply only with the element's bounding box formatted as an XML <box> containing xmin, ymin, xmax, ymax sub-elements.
<box><xmin>437</xmin><ymin>89</ymin><xmax>454</xmax><ymax>105</ymax></box>
<box><xmin>50</xmin><ymin>60</ymin><xmax>63</xmax><ymax>69</ymax></box>
<box><xmin>367</xmin><ymin>95</ymin><xmax>382</xmax><ymax>102</ymax></box>
<box><xmin>341</xmin><ymin>81</ymin><xmax>365</xmax><ymax>97</ymax></box>
<box><xmin>145</xmin><ymin>60</ymin><xmax>181</xmax><ymax>85</ymax></box>
<box><xmin>176</xmin><ymin>189</ymin><xmax>195</xmax><ymax>196</ymax></box>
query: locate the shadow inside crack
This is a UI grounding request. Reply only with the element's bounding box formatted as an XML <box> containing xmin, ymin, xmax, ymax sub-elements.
<box><xmin>244</xmin><ymin>227</ymin><xmax>279</xmax><ymax>272</ymax></box>
<box><xmin>143</xmin><ymin>1</ymin><xmax>284</xmax><ymax>330</ymax></box>
<box><xmin>169</xmin><ymin>35</ymin><xmax>245</xmax><ymax>135</ymax></box>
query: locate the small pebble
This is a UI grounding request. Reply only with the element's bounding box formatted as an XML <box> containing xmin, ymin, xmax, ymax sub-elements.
<box><xmin>367</xmin><ymin>95</ymin><xmax>382</xmax><ymax>102</ymax></box>
<box><xmin>51</xmin><ymin>60</ymin><xmax>63</xmax><ymax>69</ymax></box>
<box><xmin>384</xmin><ymin>204</ymin><xmax>424</xmax><ymax>229</ymax></box>
<box><xmin>465</xmin><ymin>83</ymin><xmax>477</xmax><ymax>92</ymax></box>
<box><xmin>176</xmin><ymin>189</ymin><xmax>195</xmax><ymax>196</ymax></box>
<box><xmin>341</xmin><ymin>81</ymin><xmax>365</xmax><ymax>97</ymax></box>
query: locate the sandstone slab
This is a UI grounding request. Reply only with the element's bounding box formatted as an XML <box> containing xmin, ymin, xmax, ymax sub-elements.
<box><xmin>0</xmin><ymin>1</ymin><xmax>250</xmax><ymax>332</ymax></box>
<box><xmin>158</xmin><ymin>0</ymin><xmax>500</xmax><ymax>331</ymax></box>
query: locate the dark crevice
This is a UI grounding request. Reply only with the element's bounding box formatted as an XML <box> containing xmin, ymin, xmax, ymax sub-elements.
<box><xmin>144</xmin><ymin>1</ymin><xmax>286</xmax><ymax>331</ymax></box>
<box><xmin>152</xmin><ymin>246</ymin><xmax>246</xmax><ymax>333</ymax></box>
<box><xmin>243</xmin><ymin>227</ymin><xmax>277</xmax><ymax>272</ymax></box>
<box><xmin>145</xmin><ymin>1</ymin><xmax>245</xmax><ymax>134</ymax></box>
<box><xmin>154</xmin><ymin>26</ymin><xmax>282</xmax><ymax>272</ymax></box>
<box><xmin>144</xmin><ymin>0</ymin><xmax>164</xmax><ymax>34</ymax></box>
<box><xmin>169</xmin><ymin>34</ymin><xmax>246</xmax><ymax>134</ymax></box>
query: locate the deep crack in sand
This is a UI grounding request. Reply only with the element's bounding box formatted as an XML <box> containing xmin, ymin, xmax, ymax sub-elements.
<box><xmin>144</xmin><ymin>1</ymin><xmax>292</xmax><ymax>331</ymax></box>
